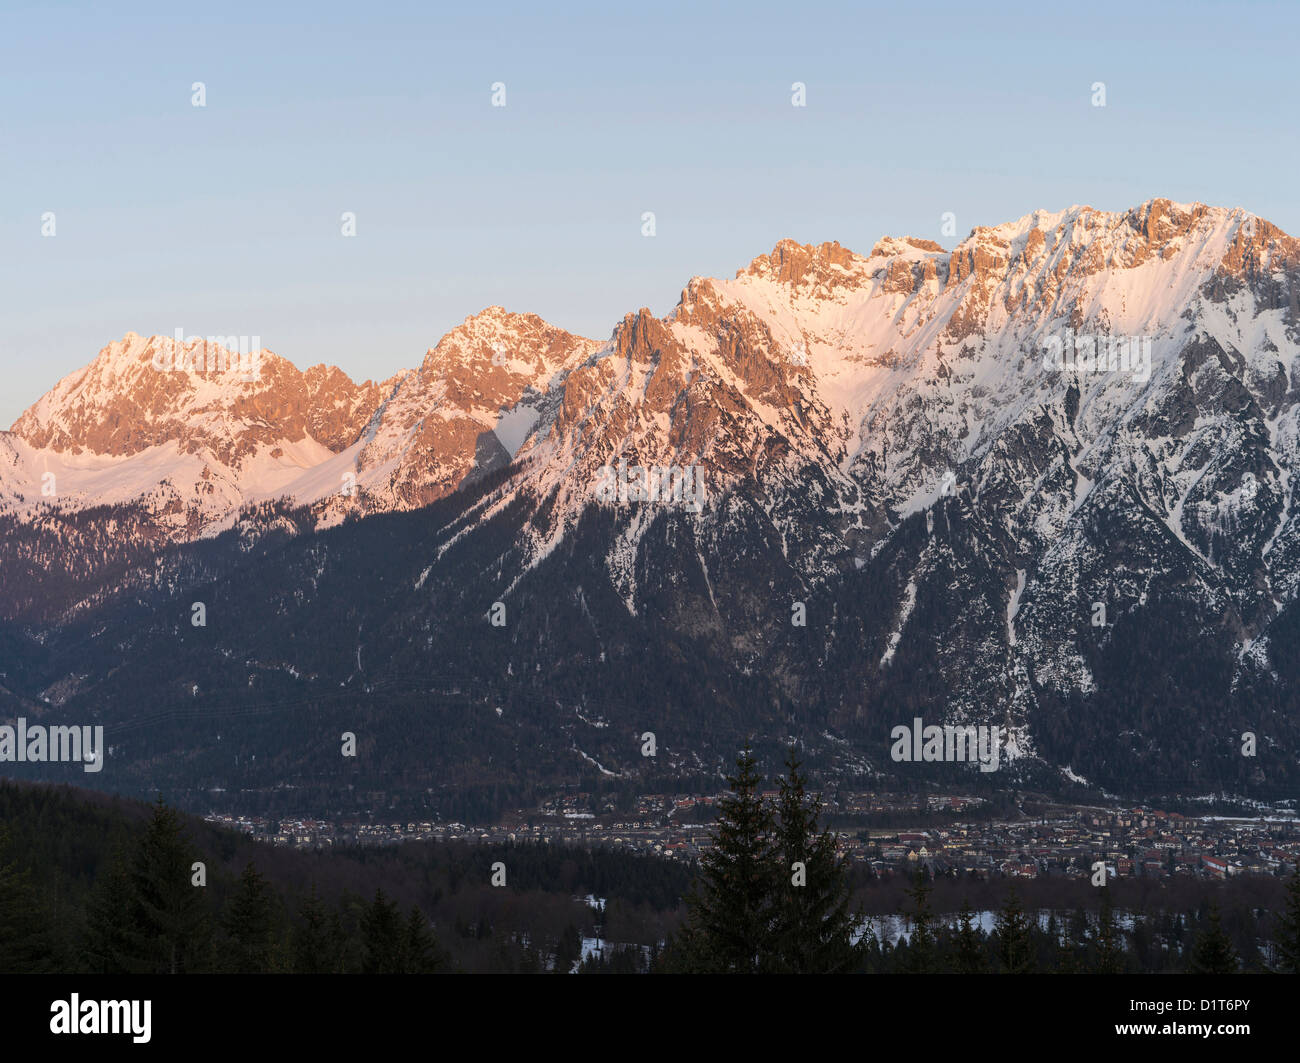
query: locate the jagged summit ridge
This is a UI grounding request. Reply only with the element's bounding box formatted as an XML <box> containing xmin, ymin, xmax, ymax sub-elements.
<box><xmin>5</xmin><ymin>198</ymin><xmax>1298</xmax><ymax>544</ymax></box>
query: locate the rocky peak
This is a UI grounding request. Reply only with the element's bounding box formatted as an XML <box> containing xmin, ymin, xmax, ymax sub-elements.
<box><xmin>11</xmin><ymin>333</ymin><xmax>389</xmax><ymax>463</ymax></box>
<box><xmin>741</xmin><ymin>239</ymin><xmax>867</xmax><ymax>294</ymax></box>
<box><xmin>869</xmin><ymin>235</ymin><xmax>946</xmax><ymax>258</ymax></box>
<box><xmin>337</xmin><ymin>309</ymin><xmax>601</xmax><ymax>514</ymax></box>
<box><xmin>420</xmin><ymin>307</ymin><xmax>597</xmax><ymax>388</ymax></box>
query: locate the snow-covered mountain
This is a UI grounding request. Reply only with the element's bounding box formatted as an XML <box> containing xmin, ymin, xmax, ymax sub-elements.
<box><xmin>10</xmin><ymin>200</ymin><xmax>1294</xmax><ymax>563</ymax></box>
<box><xmin>2</xmin><ymin>331</ymin><xmax>395</xmax><ymax>532</ymax></box>
<box><xmin>4</xmin><ymin>198</ymin><xmax>1299</xmax><ymax>804</ymax></box>
<box><xmin>1</xmin><ymin>312</ymin><xmax>601</xmax><ymax>535</ymax></box>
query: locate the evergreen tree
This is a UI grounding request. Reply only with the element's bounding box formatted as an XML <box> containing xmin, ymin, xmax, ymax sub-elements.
<box><xmin>552</xmin><ymin>922</ymin><xmax>582</xmax><ymax>974</ymax></box>
<box><xmin>858</xmin><ymin>918</ymin><xmax>883</xmax><ymax>973</ymax></box>
<box><xmin>769</xmin><ymin>746</ymin><xmax>866</xmax><ymax>973</ymax></box>
<box><xmin>291</xmin><ymin>884</ymin><xmax>341</xmax><ymax>974</ymax></box>
<box><xmin>953</xmin><ymin>899</ymin><xmax>987</xmax><ymax>974</ymax></box>
<box><xmin>0</xmin><ymin>825</ymin><xmax>60</xmax><ymax>973</ymax></box>
<box><xmin>360</xmin><ymin>889</ymin><xmax>405</xmax><ymax>973</ymax></box>
<box><xmin>672</xmin><ymin>744</ymin><xmax>776</xmax><ymax>973</ymax></box>
<box><xmin>84</xmin><ymin>848</ymin><xmax>138</xmax><ymax>974</ymax></box>
<box><xmin>126</xmin><ymin>797</ymin><xmax>212</xmax><ymax>973</ymax></box>
<box><xmin>1188</xmin><ymin>902</ymin><xmax>1238</xmax><ymax>974</ymax></box>
<box><xmin>994</xmin><ymin>885</ymin><xmax>1035</xmax><ymax>974</ymax></box>
<box><xmin>220</xmin><ymin>862</ymin><xmax>279</xmax><ymax>973</ymax></box>
<box><xmin>1273</xmin><ymin>862</ymin><xmax>1300</xmax><ymax>974</ymax></box>
<box><xmin>898</xmin><ymin>870</ymin><xmax>937</xmax><ymax>973</ymax></box>
<box><xmin>403</xmin><ymin>906</ymin><xmax>446</xmax><ymax>973</ymax></box>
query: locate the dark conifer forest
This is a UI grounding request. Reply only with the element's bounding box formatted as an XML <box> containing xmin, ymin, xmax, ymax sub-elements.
<box><xmin>3</xmin><ymin>772</ymin><xmax>1298</xmax><ymax>976</ymax></box>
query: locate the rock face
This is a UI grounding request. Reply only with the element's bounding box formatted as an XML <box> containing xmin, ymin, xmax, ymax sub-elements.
<box><xmin>12</xmin><ymin>332</ymin><xmax>392</xmax><ymax>461</ymax></box>
<box><xmin>4</xmin><ymin>198</ymin><xmax>1300</xmax><ymax>805</ymax></box>
<box><xmin>329</xmin><ymin>307</ymin><xmax>604</xmax><ymax>519</ymax></box>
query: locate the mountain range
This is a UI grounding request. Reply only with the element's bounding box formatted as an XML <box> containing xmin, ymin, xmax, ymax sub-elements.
<box><xmin>3</xmin><ymin>197</ymin><xmax>1299</xmax><ymax>815</ymax></box>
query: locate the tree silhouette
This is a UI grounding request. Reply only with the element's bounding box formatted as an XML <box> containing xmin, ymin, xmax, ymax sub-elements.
<box><xmin>994</xmin><ymin>885</ymin><xmax>1035</xmax><ymax>974</ymax></box>
<box><xmin>672</xmin><ymin>744</ymin><xmax>776</xmax><ymax>973</ymax></box>
<box><xmin>1188</xmin><ymin>902</ymin><xmax>1238</xmax><ymax>974</ymax></box>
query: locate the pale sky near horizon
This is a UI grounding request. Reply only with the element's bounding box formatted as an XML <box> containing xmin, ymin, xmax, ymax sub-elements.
<box><xmin>3</xmin><ymin>0</ymin><xmax>1297</xmax><ymax>425</ymax></box>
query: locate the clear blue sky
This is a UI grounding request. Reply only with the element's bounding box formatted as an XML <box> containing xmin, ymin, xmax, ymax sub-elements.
<box><xmin>3</xmin><ymin>0</ymin><xmax>1296</xmax><ymax>425</ymax></box>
